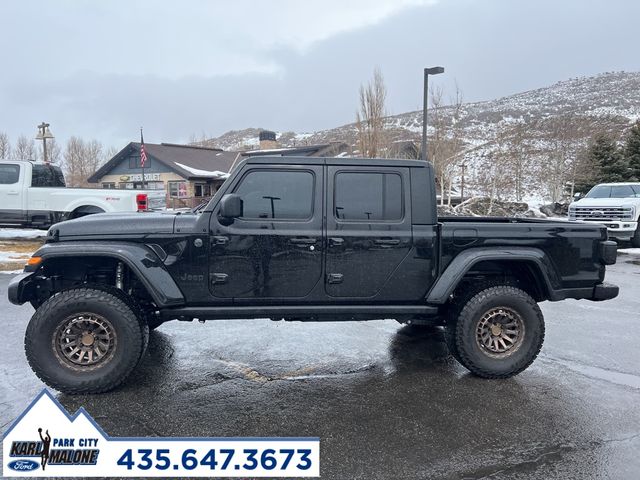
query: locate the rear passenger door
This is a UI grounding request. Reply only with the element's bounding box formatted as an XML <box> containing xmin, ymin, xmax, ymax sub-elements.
<box><xmin>325</xmin><ymin>166</ymin><xmax>412</xmax><ymax>298</ymax></box>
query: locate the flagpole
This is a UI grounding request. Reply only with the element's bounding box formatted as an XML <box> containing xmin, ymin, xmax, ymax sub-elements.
<box><xmin>140</xmin><ymin>127</ymin><xmax>146</xmax><ymax>189</ymax></box>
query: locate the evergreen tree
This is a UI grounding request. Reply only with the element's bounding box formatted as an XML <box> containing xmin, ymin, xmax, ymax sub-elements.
<box><xmin>624</xmin><ymin>121</ymin><xmax>640</xmax><ymax>181</ymax></box>
<box><xmin>588</xmin><ymin>134</ymin><xmax>629</xmax><ymax>184</ymax></box>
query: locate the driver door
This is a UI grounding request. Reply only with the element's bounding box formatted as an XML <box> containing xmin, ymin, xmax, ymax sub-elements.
<box><xmin>208</xmin><ymin>165</ymin><xmax>324</xmax><ymax>300</ymax></box>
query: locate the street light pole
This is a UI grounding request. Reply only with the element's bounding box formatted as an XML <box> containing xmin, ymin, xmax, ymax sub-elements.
<box><xmin>262</xmin><ymin>196</ymin><xmax>280</xmax><ymax>219</ymax></box>
<box><xmin>421</xmin><ymin>67</ymin><xmax>444</xmax><ymax>162</ymax></box>
<box><xmin>35</xmin><ymin>122</ymin><xmax>54</xmax><ymax>164</ymax></box>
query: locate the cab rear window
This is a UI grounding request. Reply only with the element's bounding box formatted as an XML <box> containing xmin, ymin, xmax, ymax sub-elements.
<box><xmin>31</xmin><ymin>164</ymin><xmax>66</xmax><ymax>187</ymax></box>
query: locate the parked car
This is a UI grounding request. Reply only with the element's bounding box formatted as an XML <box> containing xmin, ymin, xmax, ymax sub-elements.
<box><xmin>0</xmin><ymin>160</ymin><xmax>165</xmax><ymax>228</ymax></box>
<box><xmin>569</xmin><ymin>182</ymin><xmax>640</xmax><ymax>246</ymax></box>
<box><xmin>9</xmin><ymin>156</ymin><xmax>618</xmax><ymax>394</ymax></box>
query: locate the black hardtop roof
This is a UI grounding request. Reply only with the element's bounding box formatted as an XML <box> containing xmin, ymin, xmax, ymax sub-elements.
<box><xmin>242</xmin><ymin>156</ymin><xmax>430</xmax><ymax>168</ymax></box>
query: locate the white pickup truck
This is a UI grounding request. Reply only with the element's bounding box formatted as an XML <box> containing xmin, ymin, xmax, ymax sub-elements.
<box><xmin>0</xmin><ymin>160</ymin><xmax>165</xmax><ymax>228</ymax></box>
<box><xmin>569</xmin><ymin>182</ymin><xmax>640</xmax><ymax>247</ymax></box>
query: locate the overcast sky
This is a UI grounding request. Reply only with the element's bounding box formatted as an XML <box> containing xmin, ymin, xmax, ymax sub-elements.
<box><xmin>1</xmin><ymin>0</ymin><xmax>638</xmax><ymax>149</ymax></box>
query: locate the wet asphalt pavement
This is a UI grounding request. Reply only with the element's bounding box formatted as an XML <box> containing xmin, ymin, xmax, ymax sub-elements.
<box><xmin>1</xmin><ymin>256</ymin><xmax>639</xmax><ymax>479</ymax></box>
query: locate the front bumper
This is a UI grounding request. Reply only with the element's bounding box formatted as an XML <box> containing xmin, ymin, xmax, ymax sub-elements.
<box><xmin>602</xmin><ymin>220</ymin><xmax>638</xmax><ymax>238</ymax></box>
<box><xmin>8</xmin><ymin>272</ymin><xmax>34</xmax><ymax>305</ymax></box>
<box><xmin>569</xmin><ymin>219</ymin><xmax>638</xmax><ymax>239</ymax></box>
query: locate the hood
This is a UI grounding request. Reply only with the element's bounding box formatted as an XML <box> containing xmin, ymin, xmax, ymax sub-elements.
<box><xmin>50</xmin><ymin>212</ymin><xmax>179</xmax><ymax>239</ymax></box>
<box><xmin>570</xmin><ymin>197</ymin><xmax>639</xmax><ymax>207</ymax></box>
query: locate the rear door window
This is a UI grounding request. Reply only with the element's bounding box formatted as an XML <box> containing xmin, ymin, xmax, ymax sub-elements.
<box><xmin>334</xmin><ymin>172</ymin><xmax>403</xmax><ymax>221</ymax></box>
<box><xmin>0</xmin><ymin>164</ymin><xmax>20</xmax><ymax>184</ymax></box>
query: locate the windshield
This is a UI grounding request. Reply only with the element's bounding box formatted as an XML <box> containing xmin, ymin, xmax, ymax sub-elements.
<box><xmin>585</xmin><ymin>184</ymin><xmax>640</xmax><ymax>199</ymax></box>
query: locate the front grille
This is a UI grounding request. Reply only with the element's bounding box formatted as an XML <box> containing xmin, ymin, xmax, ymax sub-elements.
<box><xmin>569</xmin><ymin>206</ymin><xmax>634</xmax><ymax>221</ymax></box>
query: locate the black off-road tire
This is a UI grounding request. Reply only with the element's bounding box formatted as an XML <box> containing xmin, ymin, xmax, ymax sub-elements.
<box><xmin>445</xmin><ymin>279</ymin><xmax>515</xmax><ymax>364</ymax></box>
<box><xmin>24</xmin><ymin>287</ymin><xmax>149</xmax><ymax>394</ymax></box>
<box><xmin>447</xmin><ymin>285</ymin><xmax>545</xmax><ymax>378</ymax></box>
<box><xmin>79</xmin><ymin>284</ymin><xmax>150</xmax><ymax>362</ymax></box>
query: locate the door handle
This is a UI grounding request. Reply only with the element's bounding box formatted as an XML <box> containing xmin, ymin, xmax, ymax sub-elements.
<box><xmin>290</xmin><ymin>237</ymin><xmax>316</xmax><ymax>245</ymax></box>
<box><xmin>374</xmin><ymin>238</ymin><xmax>400</xmax><ymax>245</ymax></box>
<box><xmin>327</xmin><ymin>273</ymin><xmax>343</xmax><ymax>284</ymax></box>
<box><xmin>7</xmin><ymin>191</ymin><xmax>19</xmax><ymax>195</ymax></box>
<box><xmin>212</xmin><ymin>235</ymin><xmax>229</xmax><ymax>245</ymax></box>
<box><xmin>374</xmin><ymin>238</ymin><xmax>401</xmax><ymax>247</ymax></box>
<box><xmin>211</xmin><ymin>273</ymin><xmax>228</xmax><ymax>285</ymax></box>
<box><xmin>328</xmin><ymin>237</ymin><xmax>344</xmax><ymax>247</ymax></box>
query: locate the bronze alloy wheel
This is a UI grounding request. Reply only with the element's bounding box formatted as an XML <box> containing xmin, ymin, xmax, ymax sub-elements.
<box><xmin>53</xmin><ymin>313</ymin><xmax>117</xmax><ymax>370</ymax></box>
<box><xmin>475</xmin><ymin>306</ymin><xmax>525</xmax><ymax>358</ymax></box>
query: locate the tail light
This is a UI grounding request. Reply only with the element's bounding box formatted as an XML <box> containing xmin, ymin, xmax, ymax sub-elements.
<box><xmin>136</xmin><ymin>193</ymin><xmax>148</xmax><ymax>212</ymax></box>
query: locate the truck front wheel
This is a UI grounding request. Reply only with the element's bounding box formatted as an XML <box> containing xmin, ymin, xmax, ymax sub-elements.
<box><xmin>632</xmin><ymin>223</ymin><xmax>640</xmax><ymax>248</ymax></box>
<box><xmin>24</xmin><ymin>287</ymin><xmax>148</xmax><ymax>394</ymax></box>
<box><xmin>446</xmin><ymin>286</ymin><xmax>544</xmax><ymax>378</ymax></box>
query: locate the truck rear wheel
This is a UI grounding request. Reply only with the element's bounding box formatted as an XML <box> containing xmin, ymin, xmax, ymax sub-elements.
<box><xmin>447</xmin><ymin>285</ymin><xmax>544</xmax><ymax>378</ymax></box>
<box><xmin>25</xmin><ymin>287</ymin><xmax>148</xmax><ymax>394</ymax></box>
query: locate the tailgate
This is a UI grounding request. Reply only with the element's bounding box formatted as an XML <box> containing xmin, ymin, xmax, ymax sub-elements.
<box><xmin>146</xmin><ymin>191</ymin><xmax>166</xmax><ymax>210</ymax></box>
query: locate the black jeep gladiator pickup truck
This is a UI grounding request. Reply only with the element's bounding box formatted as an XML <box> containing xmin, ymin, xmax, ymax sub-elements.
<box><xmin>9</xmin><ymin>156</ymin><xmax>619</xmax><ymax>394</ymax></box>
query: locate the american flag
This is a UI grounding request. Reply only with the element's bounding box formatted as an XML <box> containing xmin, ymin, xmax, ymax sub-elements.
<box><xmin>140</xmin><ymin>129</ymin><xmax>147</xmax><ymax>168</ymax></box>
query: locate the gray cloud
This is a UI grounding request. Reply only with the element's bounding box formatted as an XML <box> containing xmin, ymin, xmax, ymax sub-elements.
<box><xmin>0</xmin><ymin>0</ymin><xmax>638</xmax><ymax>148</ymax></box>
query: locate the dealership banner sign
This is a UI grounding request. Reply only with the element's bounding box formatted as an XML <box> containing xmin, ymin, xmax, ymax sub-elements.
<box><xmin>2</xmin><ymin>390</ymin><xmax>319</xmax><ymax>477</ymax></box>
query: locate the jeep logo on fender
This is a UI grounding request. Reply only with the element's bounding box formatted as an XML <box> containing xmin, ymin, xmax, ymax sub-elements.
<box><xmin>8</xmin><ymin>459</ymin><xmax>40</xmax><ymax>471</ymax></box>
<box><xmin>179</xmin><ymin>272</ymin><xmax>205</xmax><ymax>282</ymax></box>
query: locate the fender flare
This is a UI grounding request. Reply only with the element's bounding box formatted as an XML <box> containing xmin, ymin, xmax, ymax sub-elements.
<box><xmin>62</xmin><ymin>197</ymin><xmax>114</xmax><ymax>214</ymax></box>
<box><xmin>426</xmin><ymin>247</ymin><xmax>561</xmax><ymax>304</ymax></box>
<box><xmin>19</xmin><ymin>242</ymin><xmax>184</xmax><ymax>307</ymax></box>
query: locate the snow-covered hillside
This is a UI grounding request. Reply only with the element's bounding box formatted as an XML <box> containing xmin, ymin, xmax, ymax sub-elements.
<box><xmin>208</xmin><ymin>72</ymin><xmax>640</xmax><ymax>150</ymax></box>
<box><xmin>203</xmin><ymin>72</ymin><xmax>640</xmax><ymax>201</ymax></box>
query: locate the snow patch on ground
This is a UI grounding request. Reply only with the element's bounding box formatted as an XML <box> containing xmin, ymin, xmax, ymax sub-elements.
<box><xmin>618</xmin><ymin>247</ymin><xmax>640</xmax><ymax>255</ymax></box>
<box><xmin>0</xmin><ymin>270</ymin><xmax>23</xmax><ymax>274</ymax></box>
<box><xmin>0</xmin><ymin>250</ymin><xmax>30</xmax><ymax>262</ymax></box>
<box><xmin>0</xmin><ymin>228</ymin><xmax>47</xmax><ymax>239</ymax></box>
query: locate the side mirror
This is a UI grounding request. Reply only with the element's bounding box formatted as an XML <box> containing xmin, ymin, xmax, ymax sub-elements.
<box><xmin>219</xmin><ymin>194</ymin><xmax>243</xmax><ymax>221</ymax></box>
<box><xmin>573</xmin><ymin>192</ymin><xmax>583</xmax><ymax>200</ymax></box>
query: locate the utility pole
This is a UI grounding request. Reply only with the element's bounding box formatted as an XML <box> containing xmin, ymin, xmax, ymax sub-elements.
<box><xmin>460</xmin><ymin>163</ymin><xmax>466</xmax><ymax>203</ymax></box>
<box><xmin>421</xmin><ymin>67</ymin><xmax>444</xmax><ymax>162</ymax></box>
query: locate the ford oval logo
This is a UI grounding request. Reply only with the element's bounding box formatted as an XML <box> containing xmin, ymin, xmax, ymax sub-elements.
<box><xmin>8</xmin><ymin>459</ymin><xmax>40</xmax><ymax>471</ymax></box>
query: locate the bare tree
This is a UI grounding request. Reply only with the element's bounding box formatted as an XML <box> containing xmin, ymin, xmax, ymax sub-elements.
<box><xmin>428</xmin><ymin>85</ymin><xmax>465</xmax><ymax>206</ymax></box>
<box><xmin>85</xmin><ymin>140</ymin><xmax>104</xmax><ymax>178</ymax></box>
<box><xmin>427</xmin><ymin>86</ymin><xmax>446</xmax><ymax>203</ymax></box>
<box><xmin>500</xmin><ymin>120</ymin><xmax>531</xmax><ymax>202</ymax></box>
<box><xmin>63</xmin><ymin>137</ymin><xmax>105</xmax><ymax>187</ymax></box>
<box><xmin>0</xmin><ymin>132</ymin><xmax>10</xmax><ymax>159</ymax></box>
<box><xmin>104</xmin><ymin>145</ymin><xmax>119</xmax><ymax>161</ymax></box>
<box><xmin>446</xmin><ymin>84</ymin><xmax>464</xmax><ymax>206</ymax></box>
<box><xmin>37</xmin><ymin>138</ymin><xmax>62</xmax><ymax>164</ymax></box>
<box><xmin>12</xmin><ymin>134</ymin><xmax>36</xmax><ymax>160</ymax></box>
<box><xmin>356</xmin><ymin>67</ymin><xmax>388</xmax><ymax>158</ymax></box>
<box><xmin>539</xmin><ymin>115</ymin><xmax>582</xmax><ymax>202</ymax></box>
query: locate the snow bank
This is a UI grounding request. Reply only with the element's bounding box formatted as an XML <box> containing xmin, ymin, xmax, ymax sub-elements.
<box><xmin>0</xmin><ymin>250</ymin><xmax>31</xmax><ymax>263</ymax></box>
<box><xmin>0</xmin><ymin>228</ymin><xmax>47</xmax><ymax>239</ymax></box>
<box><xmin>618</xmin><ymin>248</ymin><xmax>640</xmax><ymax>256</ymax></box>
<box><xmin>0</xmin><ymin>269</ymin><xmax>24</xmax><ymax>275</ymax></box>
